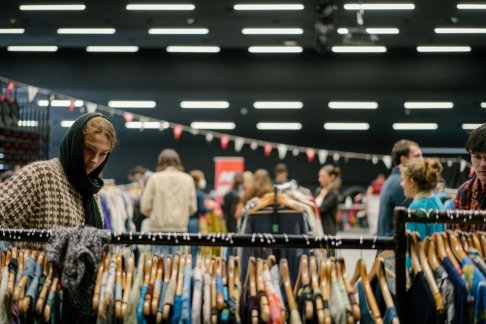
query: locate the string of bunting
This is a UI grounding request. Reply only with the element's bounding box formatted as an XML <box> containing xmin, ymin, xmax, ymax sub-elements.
<box><xmin>0</xmin><ymin>75</ymin><xmax>471</xmax><ymax>170</ymax></box>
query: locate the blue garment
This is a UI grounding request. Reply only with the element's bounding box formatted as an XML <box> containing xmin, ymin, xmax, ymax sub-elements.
<box><xmin>188</xmin><ymin>218</ymin><xmax>199</xmax><ymax>266</ymax></box>
<box><xmin>100</xmin><ymin>194</ymin><xmax>113</xmax><ymax>230</ymax></box>
<box><xmin>442</xmin><ymin>257</ymin><xmax>468</xmax><ymax>324</ymax></box>
<box><xmin>383</xmin><ymin>306</ymin><xmax>398</xmax><ymax>324</ymax></box>
<box><xmin>377</xmin><ymin>167</ymin><xmax>411</xmax><ymax>237</ymax></box>
<box><xmin>157</xmin><ymin>281</ymin><xmax>169</xmax><ymax>313</ymax></box>
<box><xmin>462</xmin><ymin>257</ymin><xmax>486</xmax><ymax>324</ymax></box>
<box><xmin>406</xmin><ymin>195</ymin><xmax>445</xmax><ymax>239</ymax></box>
<box><xmin>180</xmin><ymin>265</ymin><xmax>193</xmax><ymax>324</ymax></box>
<box><xmin>137</xmin><ymin>284</ymin><xmax>148</xmax><ymax>324</ymax></box>
<box><xmin>190</xmin><ymin>189</ymin><xmax>208</xmax><ymax>219</ymax></box>
<box><xmin>172</xmin><ymin>295</ymin><xmax>183</xmax><ymax>324</ymax></box>
<box><xmin>358</xmin><ymin>280</ymin><xmax>374</xmax><ymax>324</ymax></box>
<box><xmin>475</xmin><ymin>282</ymin><xmax>486</xmax><ymax>324</ymax></box>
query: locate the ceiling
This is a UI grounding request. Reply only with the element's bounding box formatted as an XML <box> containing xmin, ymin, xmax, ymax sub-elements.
<box><xmin>1</xmin><ymin>0</ymin><xmax>486</xmax><ymax>156</ymax></box>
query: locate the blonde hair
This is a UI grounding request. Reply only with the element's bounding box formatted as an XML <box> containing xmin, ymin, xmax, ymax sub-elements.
<box><xmin>320</xmin><ymin>165</ymin><xmax>342</xmax><ymax>189</ymax></box>
<box><xmin>190</xmin><ymin>169</ymin><xmax>205</xmax><ymax>186</ymax></box>
<box><xmin>253</xmin><ymin>169</ymin><xmax>274</xmax><ymax>198</ymax></box>
<box><xmin>400</xmin><ymin>158</ymin><xmax>443</xmax><ymax>192</ymax></box>
<box><xmin>83</xmin><ymin>116</ymin><xmax>116</xmax><ymax>150</ymax></box>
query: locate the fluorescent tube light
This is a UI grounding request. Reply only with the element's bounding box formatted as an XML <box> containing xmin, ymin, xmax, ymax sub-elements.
<box><xmin>253</xmin><ymin>101</ymin><xmax>303</xmax><ymax>109</ymax></box>
<box><xmin>17</xmin><ymin>120</ymin><xmax>39</xmax><ymax>127</ymax></box>
<box><xmin>328</xmin><ymin>101</ymin><xmax>378</xmax><ymax>109</ymax></box>
<box><xmin>180</xmin><ymin>101</ymin><xmax>229</xmax><ymax>109</ymax></box>
<box><xmin>148</xmin><ymin>28</ymin><xmax>208</xmax><ymax>34</ymax></box>
<box><xmin>7</xmin><ymin>46</ymin><xmax>58</xmax><ymax>52</ymax></box>
<box><xmin>37</xmin><ymin>99</ymin><xmax>84</xmax><ymax>107</ymax></box>
<box><xmin>392</xmin><ymin>123</ymin><xmax>438</xmax><ymax>130</ymax></box>
<box><xmin>57</xmin><ymin>28</ymin><xmax>116</xmax><ymax>34</ymax></box>
<box><xmin>344</xmin><ymin>3</ymin><xmax>415</xmax><ymax>10</ymax></box>
<box><xmin>404</xmin><ymin>102</ymin><xmax>453</xmax><ymax>109</ymax></box>
<box><xmin>257</xmin><ymin>122</ymin><xmax>302</xmax><ymax>130</ymax></box>
<box><xmin>166</xmin><ymin>46</ymin><xmax>220</xmax><ymax>53</ymax></box>
<box><xmin>86</xmin><ymin>46</ymin><xmax>139</xmax><ymax>52</ymax></box>
<box><xmin>0</xmin><ymin>29</ymin><xmax>25</xmax><ymax>34</ymax></box>
<box><xmin>435</xmin><ymin>28</ymin><xmax>486</xmax><ymax>34</ymax></box>
<box><xmin>338</xmin><ymin>28</ymin><xmax>399</xmax><ymax>34</ymax></box>
<box><xmin>242</xmin><ymin>28</ymin><xmax>303</xmax><ymax>35</ymax></box>
<box><xmin>457</xmin><ymin>3</ymin><xmax>486</xmax><ymax>9</ymax></box>
<box><xmin>125</xmin><ymin>122</ymin><xmax>161</xmax><ymax>129</ymax></box>
<box><xmin>190</xmin><ymin>122</ymin><xmax>235</xmax><ymax>130</ymax></box>
<box><xmin>126</xmin><ymin>4</ymin><xmax>195</xmax><ymax>10</ymax></box>
<box><xmin>108</xmin><ymin>100</ymin><xmax>156</xmax><ymax>108</ymax></box>
<box><xmin>417</xmin><ymin>46</ymin><xmax>471</xmax><ymax>52</ymax></box>
<box><xmin>20</xmin><ymin>4</ymin><xmax>86</xmax><ymax>10</ymax></box>
<box><xmin>482</xmin><ymin>102</ymin><xmax>486</xmax><ymax>108</ymax></box>
<box><xmin>248</xmin><ymin>46</ymin><xmax>303</xmax><ymax>53</ymax></box>
<box><xmin>462</xmin><ymin>124</ymin><xmax>483</xmax><ymax>130</ymax></box>
<box><xmin>233</xmin><ymin>3</ymin><xmax>304</xmax><ymax>10</ymax></box>
<box><xmin>324</xmin><ymin>123</ymin><xmax>369</xmax><ymax>130</ymax></box>
<box><xmin>60</xmin><ymin>120</ymin><xmax>75</xmax><ymax>127</ymax></box>
<box><xmin>331</xmin><ymin>46</ymin><xmax>387</xmax><ymax>53</ymax></box>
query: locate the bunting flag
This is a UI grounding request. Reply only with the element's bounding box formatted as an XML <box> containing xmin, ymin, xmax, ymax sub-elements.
<box><xmin>372</xmin><ymin>155</ymin><xmax>379</xmax><ymax>164</ymax></box>
<box><xmin>292</xmin><ymin>148</ymin><xmax>300</xmax><ymax>157</ymax></box>
<box><xmin>333</xmin><ymin>153</ymin><xmax>340</xmax><ymax>162</ymax></box>
<box><xmin>382</xmin><ymin>156</ymin><xmax>392</xmax><ymax>169</ymax></box>
<box><xmin>460</xmin><ymin>159</ymin><xmax>467</xmax><ymax>172</ymax></box>
<box><xmin>250</xmin><ymin>142</ymin><xmax>258</xmax><ymax>150</ymax></box>
<box><xmin>305</xmin><ymin>148</ymin><xmax>315</xmax><ymax>163</ymax></box>
<box><xmin>173</xmin><ymin>125</ymin><xmax>183</xmax><ymax>140</ymax></box>
<box><xmin>123</xmin><ymin>112</ymin><xmax>134</xmax><ymax>122</ymax></box>
<box><xmin>27</xmin><ymin>86</ymin><xmax>39</xmax><ymax>103</ymax></box>
<box><xmin>206</xmin><ymin>133</ymin><xmax>214</xmax><ymax>142</ymax></box>
<box><xmin>447</xmin><ymin>160</ymin><xmax>453</xmax><ymax>167</ymax></box>
<box><xmin>6</xmin><ymin>81</ymin><xmax>15</xmax><ymax>100</ymax></box>
<box><xmin>190</xmin><ymin>129</ymin><xmax>199</xmax><ymax>136</ymax></box>
<box><xmin>318</xmin><ymin>150</ymin><xmax>328</xmax><ymax>164</ymax></box>
<box><xmin>264</xmin><ymin>143</ymin><xmax>272</xmax><ymax>157</ymax></box>
<box><xmin>277</xmin><ymin>144</ymin><xmax>288</xmax><ymax>160</ymax></box>
<box><xmin>234</xmin><ymin>137</ymin><xmax>245</xmax><ymax>152</ymax></box>
<box><xmin>220</xmin><ymin>135</ymin><xmax>230</xmax><ymax>150</ymax></box>
<box><xmin>68</xmin><ymin>99</ymin><xmax>76</xmax><ymax>112</ymax></box>
<box><xmin>86</xmin><ymin>102</ymin><xmax>97</xmax><ymax>113</ymax></box>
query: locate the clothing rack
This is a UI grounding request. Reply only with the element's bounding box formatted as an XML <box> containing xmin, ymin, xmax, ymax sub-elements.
<box><xmin>393</xmin><ymin>207</ymin><xmax>486</xmax><ymax>321</ymax></box>
<box><xmin>0</xmin><ymin>228</ymin><xmax>395</xmax><ymax>249</ymax></box>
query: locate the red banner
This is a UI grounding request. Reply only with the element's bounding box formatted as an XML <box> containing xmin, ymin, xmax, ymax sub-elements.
<box><xmin>214</xmin><ymin>157</ymin><xmax>245</xmax><ymax>205</ymax></box>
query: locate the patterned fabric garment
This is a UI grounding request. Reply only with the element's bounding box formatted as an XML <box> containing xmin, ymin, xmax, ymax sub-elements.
<box><xmin>433</xmin><ymin>265</ymin><xmax>456</xmax><ymax>324</ymax></box>
<box><xmin>454</xmin><ymin>175</ymin><xmax>486</xmax><ymax>231</ymax></box>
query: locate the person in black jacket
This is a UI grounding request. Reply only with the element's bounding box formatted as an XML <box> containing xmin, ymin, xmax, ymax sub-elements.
<box><xmin>315</xmin><ymin>165</ymin><xmax>342</xmax><ymax>237</ymax></box>
<box><xmin>222</xmin><ymin>172</ymin><xmax>243</xmax><ymax>233</ymax></box>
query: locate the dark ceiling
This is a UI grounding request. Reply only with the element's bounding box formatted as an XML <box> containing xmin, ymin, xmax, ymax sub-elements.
<box><xmin>1</xmin><ymin>0</ymin><xmax>486</xmax><ymax>156</ymax></box>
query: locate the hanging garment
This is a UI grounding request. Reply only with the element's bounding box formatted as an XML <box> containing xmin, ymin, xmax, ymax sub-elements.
<box><xmin>433</xmin><ymin>265</ymin><xmax>456</xmax><ymax>324</ymax></box>
<box><xmin>405</xmin><ymin>271</ymin><xmax>445</xmax><ymax>324</ymax></box>
<box><xmin>357</xmin><ymin>280</ymin><xmax>374</xmax><ymax>324</ymax></box>
<box><xmin>442</xmin><ymin>256</ymin><xmax>468</xmax><ymax>324</ymax></box>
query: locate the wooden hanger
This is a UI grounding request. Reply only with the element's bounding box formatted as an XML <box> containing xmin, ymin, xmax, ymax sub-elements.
<box><xmin>36</xmin><ymin>262</ymin><xmax>53</xmax><ymax>315</ymax></box>
<box><xmin>93</xmin><ymin>252</ymin><xmax>108</xmax><ymax>311</ymax></box>
<box><xmin>337</xmin><ymin>257</ymin><xmax>360</xmax><ymax>321</ymax></box>
<box><xmin>472</xmin><ymin>233</ymin><xmax>483</xmax><ymax>256</ymax></box>
<box><xmin>21</xmin><ymin>252</ymin><xmax>44</xmax><ymax>312</ymax></box>
<box><xmin>425</xmin><ymin>238</ymin><xmax>440</xmax><ymax>271</ymax></box>
<box><xmin>466</xmin><ymin>234</ymin><xmax>474</xmax><ymax>252</ymax></box>
<box><xmin>43</xmin><ymin>275</ymin><xmax>59</xmax><ymax>322</ymax></box>
<box><xmin>448</xmin><ymin>231</ymin><xmax>466</xmax><ymax>262</ymax></box>
<box><xmin>144</xmin><ymin>255</ymin><xmax>159</xmax><ymax>315</ymax></box>
<box><xmin>310</xmin><ymin>256</ymin><xmax>325</xmax><ymax>324</ymax></box>
<box><xmin>156</xmin><ymin>255</ymin><xmax>171</xmax><ymax>323</ymax></box>
<box><xmin>210</xmin><ymin>258</ymin><xmax>218</xmax><ymax>324</ymax></box>
<box><xmin>350</xmin><ymin>259</ymin><xmax>382</xmax><ymax>323</ymax></box>
<box><xmin>256</xmin><ymin>258</ymin><xmax>271</xmax><ymax>322</ymax></box>
<box><xmin>13</xmin><ymin>254</ymin><xmax>31</xmax><ymax>302</ymax></box>
<box><xmin>244</xmin><ymin>257</ymin><xmax>259</xmax><ymax>324</ymax></box>
<box><xmin>376</xmin><ymin>258</ymin><xmax>399</xmax><ymax>324</ymax></box>
<box><xmin>215</xmin><ymin>257</ymin><xmax>225</xmax><ymax>311</ymax></box>
<box><xmin>480</xmin><ymin>234</ymin><xmax>486</xmax><ymax>256</ymax></box>
<box><xmin>249</xmin><ymin>192</ymin><xmax>302</xmax><ymax>213</ymax></box>
<box><xmin>121</xmin><ymin>254</ymin><xmax>135</xmax><ymax>318</ymax></box>
<box><xmin>151</xmin><ymin>256</ymin><xmax>164</xmax><ymax>315</ymax></box>
<box><xmin>433</xmin><ymin>233</ymin><xmax>447</xmax><ymax>261</ymax></box>
<box><xmin>460</xmin><ymin>234</ymin><xmax>469</xmax><ymax>252</ymax></box>
<box><xmin>280</xmin><ymin>258</ymin><xmax>301</xmax><ymax>324</ymax></box>
<box><xmin>407</xmin><ymin>232</ymin><xmax>422</xmax><ymax>275</ymax></box>
<box><xmin>115</xmin><ymin>253</ymin><xmax>124</xmax><ymax>319</ymax></box>
<box><xmin>7</xmin><ymin>248</ymin><xmax>18</xmax><ymax>296</ymax></box>
<box><xmin>163</xmin><ymin>253</ymin><xmax>180</xmax><ymax>320</ymax></box>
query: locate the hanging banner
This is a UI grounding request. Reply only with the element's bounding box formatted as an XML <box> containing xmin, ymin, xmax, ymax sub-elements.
<box><xmin>214</xmin><ymin>157</ymin><xmax>245</xmax><ymax>205</ymax></box>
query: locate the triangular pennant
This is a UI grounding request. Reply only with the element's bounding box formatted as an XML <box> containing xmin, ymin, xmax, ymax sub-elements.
<box><xmin>305</xmin><ymin>148</ymin><xmax>315</xmax><ymax>163</ymax></box>
<box><xmin>123</xmin><ymin>112</ymin><xmax>134</xmax><ymax>122</ymax></box>
<box><xmin>27</xmin><ymin>86</ymin><xmax>39</xmax><ymax>103</ymax></box>
<box><xmin>206</xmin><ymin>133</ymin><xmax>214</xmax><ymax>142</ymax></box>
<box><xmin>190</xmin><ymin>129</ymin><xmax>199</xmax><ymax>136</ymax></box>
<box><xmin>332</xmin><ymin>153</ymin><xmax>340</xmax><ymax>162</ymax></box>
<box><xmin>264</xmin><ymin>143</ymin><xmax>273</xmax><ymax>157</ymax></box>
<box><xmin>86</xmin><ymin>102</ymin><xmax>97</xmax><ymax>113</ymax></box>
<box><xmin>382</xmin><ymin>155</ymin><xmax>392</xmax><ymax>169</ymax></box>
<box><xmin>277</xmin><ymin>144</ymin><xmax>288</xmax><ymax>160</ymax></box>
<box><xmin>234</xmin><ymin>137</ymin><xmax>245</xmax><ymax>152</ymax></box>
<box><xmin>460</xmin><ymin>159</ymin><xmax>467</xmax><ymax>172</ymax></box>
<box><xmin>447</xmin><ymin>160</ymin><xmax>453</xmax><ymax>167</ymax></box>
<box><xmin>173</xmin><ymin>125</ymin><xmax>183</xmax><ymax>140</ymax></box>
<box><xmin>292</xmin><ymin>148</ymin><xmax>300</xmax><ymax>157</ymax></box>
<box><xmin>372</xmin><ymin>155</ymin><xmax>379</xmax><ymax>164</ymax></box>
<box><xmin>220</xmin><ymin>135</ymin><xmax>230</xmax><ymax>150</ymax></box>
<box><xmin>250</xmin><ymin>142</ymin><xmax>258</xmax><ymax>150</ymax></box>
<box><xmin>318</xmin><ymin>150</ymin><xmax>328</xmax><ymax>164</ymax></box>
<box><xmin>68</xmin><ymin>99</ymin><xmax>76</xmax><ymax>112</ymax></box>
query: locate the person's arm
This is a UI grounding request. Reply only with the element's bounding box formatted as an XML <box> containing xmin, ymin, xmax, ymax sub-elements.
<box><xmin>140</xmin><ymin>177</ymin><xmax>155</xmax><ymax>217</ymax></box>
<box><xmin>188</xmin><ymin>181</ymin><xmax>197</xmax><ymax>216</ymax></box>
<box><xmin>0</xmin><ymin>165</ymin><xmax>39</xmax><ymax>228</ymax></box>
<box><xmin>318</xmin><ymin>190</ymin><xmax>339</xmax><ymax>214</ymax></box>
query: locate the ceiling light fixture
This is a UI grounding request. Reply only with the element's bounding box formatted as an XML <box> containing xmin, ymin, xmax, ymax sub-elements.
<box><xmin>435</xmin><ymin>27</ymin><xmax>486</xmax><ymax>34</ymax></box>
<box><xmin>60</xmin><ymin>120</ymin><xmax>75</xmax><ymax>127</ymax></box>
<box><xmin>180</xmin><ymin>101</ymin><xmax>229</xmax><ymax>109</ymax></box>
<box><xmin>457</xmin><ymin>3</ymin><xmax>486</xmax><ymax>9</ymax></box>
<box><xmin>253</xmin><ymin>101</ymin><xmax>303</xmax><ymax>109</ymax></box>
<box><xmin>344</xmin><ymin>3</ymin><xmax>415</xmax><ymax>10</ymax></box>
<box><xmin>392</xmin><ymin>123</ymin><xmax>438</xmax><ymax>130</ymax></box>
<box><xmin>331</xmin><ymin>46</ymin><xmax>387</xmax><ymax>53</ymax></box>
<box><xmin>365</xmin><ymin>28</ymin><xmax>400</xmax><ymax>34</ymax></box>
<box><xmin>328</xmin><ymin>101</ymin><xmax>378</xmax><ymax>109</ymax></box>
<box><xmin>482</xmin><ymin>102</ymin><xmax>486</xmax><ymax>108</ymax></box>
<box><xmin>86</xmin><ymin>46</ymin><xmax>139</xmax><ymax>52</ymax></box>
<box><xmin>126</xmin><ymin>4</ymin><xmax>195</xmax><ymax>10</ymax></box>
<box><xmin>108</xmin><ymin>100</ymin><xmax>156</xmax><ymax>108</ymax></box>
<box><xmin>17</xmin><ymin>120</ymin><xmax>39</xmax><ymax>127</ymax></box>
<box><xmin>148</xmin><ymin>28</ymin><xmax>208</xmax><ymax>34</ymax></box>
<box><xmin>417</xmin><ymin>46</ymin><xmax>471</xmax><ymax>52</ymax></box>
<box><xmin>324</xmin><ymin>123</ymin><xmax>370</xmax><ymax>130</ymax></box>
<box><xmin>242</xmin><ymin>28</ymin><xmax>304</xmax><ymax>35</ymax></box>
<box><xmin>57</xmin><ymin>28</ymin><xmax>116</xmax><ymax>34</ymax></box>
<box><xmin>37</xmin><ymin>99</ymin><xmax>84</xmax><ymax>107</ymax></box>
<box><xmin>125</xmin><ymin>121</ymin><xmax>161</xmax><ymax>129</ymax></box>
<box><xmin>248</xmin><ymin>46</ymin><xmax>303</xmax><ymax>53</ymax></box>
<box><xmin>404</xmin><ymin>102</ymin><xmax>454</xmax><ymax>109</ymax></box>
<box><xmin>20</xmin><ymin>4</ymin><xmax>86</xmax><ymax>10</ymax></box>
<box><xmin>256</xmin><ymin>122</ymin><xmax>302</xmax><ymax>130</ymax></box>
<box><xmin>233</xmin><ymin>3</ymin><xmax>304</xmax><ymax>10</ymax></box>
<box><xmin>7</xmin><ymin>46</ymin><xmax>58</xmax><ymax>52</ymax></box>
<box><xmin>462</xmin><ymin>123</ymin><xmax>482</xmax><ymax>130</ymax></box>
<box><xmin>191</xmin><ymin>122</ymin><xmax>236</xmax><ymax>130</ymax></box>
<box><xmin>166</xmin><ymin>46</ymin><xmax>220</xmax><ymax>53</ymax></box>
<box><xmin>0</xmin><ymin>29</ymin><xmax>25</xmax><ymax>34</ymax></box>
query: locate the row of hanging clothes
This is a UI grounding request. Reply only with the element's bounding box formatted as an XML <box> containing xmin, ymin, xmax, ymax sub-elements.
<box><xmin>99</xmin><ymin>182</ymin><xmax>136</xmax><ymax>233</ymax></box>
<box><xmin>404</xmin><ymin>230</ymin><xmax>486</xmax><ymax>324</ymax></box>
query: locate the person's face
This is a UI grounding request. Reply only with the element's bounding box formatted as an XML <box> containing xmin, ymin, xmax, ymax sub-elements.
<box><xmin>401</xmin><ymin>145</ymin><xmax>423</xmax><ymax>165</ymax></box>
<box><xmin>471</xmin><ymin>152</ymin><xmax>486</xmax><ymax>187</ymax></box>
<box><xmin>400</xmin><ymin>174</ymin><xmax>417</xmax><ymax>198</ymax></box>
<box><xmin>276</xmin><ymin>171</ymin><xmax>288</xmax><ymax>182</ymax></box>
<box><xmin>243</xmin><ymin>175</ymin><xmax>254</xmax><ymax>191</ymax></box>
<box><xmin>84</xmin><ymin>132</ymin><xmax>111</xmax><ymax>174</ymax></box>
<box><xmin>318</xmin><ymin>170</ymin><xmax>332</xmax><ymax>188</ymax></box>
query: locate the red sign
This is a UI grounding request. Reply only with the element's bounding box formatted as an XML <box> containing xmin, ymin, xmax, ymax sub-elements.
<box><xmin>214</xmin><ymin>157</ymin><xmax>245</xmax><ymax>204</ymax></box>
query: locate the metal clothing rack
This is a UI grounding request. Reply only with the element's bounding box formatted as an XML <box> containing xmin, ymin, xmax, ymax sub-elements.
<box><xmin>393</xmin><ymin>207</ymin><xmax>486</xmax><ymax>321</ymax></box>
